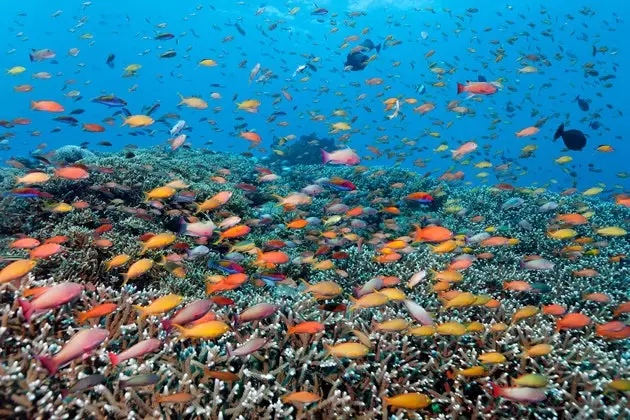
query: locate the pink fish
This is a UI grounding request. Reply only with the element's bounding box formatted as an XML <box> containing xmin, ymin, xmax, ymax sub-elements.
<box><xmin>219</xmin><ymin>216</ymin><xmax>242</xmax><ymax>230</ymax></box>
<box><xmin>227</xmin><ymin>337</ymin><xmax>267</xmax><ymax>357</ymax></box>
<box><xmin>184</xmin><ymin>220</ymin><xmax>216</xmax><ymax>237</ymax></box>
<box><xmin>321</xmin><ymin>148</ymin><xmax>361</xmax><ymax>166</ymax></box>
<box><xmin>451</xmin><ymin>141</ymin><xmax>477</xmax><ymax>160</ymax></box>
<box><xmin>490</xmin><ymin>383</ymin><xmax>546</xmax><ymax>403</ymax></box>
<box><xmin>37</xmin><ymin>328</ymin><xmax>109</xmax><ymax>374</ymax></box>
<box><xmin>108</xmin><ymin>338</ymin><xmax>162</xmax><ymax>367</ymax></box>
<box><xmin>169</xmin><ymin>134</ymin><xmax>186</xmax><ymax>151</ymax></box>
<box><xmin>457</xmin><ymin>81</ymin><xmax>498</xmax><ymax>96</ymax></box>
<box><xmin>18</xmin><ymin>282</ymin><xmax>83</xmax><ymax>322</ymax></box>
<box><xmin>236</xmin><ymin>303</ymin><xmax>278</xmax><ymax>324</ymax></box>
<box><xmin>161</xmin><ymin>299</ymin><xmax>212</xmax><ymax>331</ymax></box>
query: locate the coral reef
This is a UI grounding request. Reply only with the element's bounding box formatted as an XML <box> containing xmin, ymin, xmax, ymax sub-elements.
<box><xmin>0</xmin><ymin>148</ymin><xmax>628</xmax><ymax>419</ymax></box>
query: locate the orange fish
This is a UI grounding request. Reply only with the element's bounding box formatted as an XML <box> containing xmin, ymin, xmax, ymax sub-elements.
<box><xmin>286</xmin><ymin>321</ymin><xmax>325</xmax><ymax>335</ymax></box>
<box><xmin>215</xmin><ymin>225</ymin><xmax>250</xmax><ymax>244</ymax></box>
<box><xmin>31</xmin><ymin>100</ymin><xmax>64</xmax><ymax>112</ymax></box>
<box><xmin>54</xmin><ymin>167</ymin><xmax>89</xmax><ymax>180</ymax></box>
<box><xmin>413</xmin><ymin>225</ymin><xmax>453</xmax><ymax>242</ymax></box>
<box><xmin>556</xmin><ymin>313</ymin><xmax>591</xmax><ymax>331</ymax></box>
<box><xmin>76</xmin><ymin>303</ymin><xmax>117</xmax><ymax>323</ymax></box>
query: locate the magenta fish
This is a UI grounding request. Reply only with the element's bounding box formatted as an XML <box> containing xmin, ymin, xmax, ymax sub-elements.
<box><xmin>108</xmin><ymin>338</ymin><xmax>162</xmax><ymax>367</ymax></box>
<box><xmin>236</xmin><ymin>303</ymin><xmax>278</xmax><ymax>324</ymax></box>
<box><xmin>37</xmin><ymin>328</ymin><xmax>109</xmax><ymax>374</ymax></box>
<box><xmin>18</xmin><ymin>282</ymin><xmax>83</xmax><ymax>322</ymax></box>
<box><xmin>161</xmin><ymin>299</ymin><xmax>212</xmax><ymax>331</ymax></box>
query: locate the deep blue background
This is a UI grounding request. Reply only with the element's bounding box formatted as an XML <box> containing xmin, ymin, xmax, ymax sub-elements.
<box><xmin>1</xmin><ymin>0</ymin><xmax>627</xmax><ymax>196</ymax></box>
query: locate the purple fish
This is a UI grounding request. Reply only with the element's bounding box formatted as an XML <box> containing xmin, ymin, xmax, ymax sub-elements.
<box><xmin>403</xmin><ymin>299</ymin><xmax>433</xmax><ymax>326</ymax></box>
<box><xmin>227</xmin><ymin>337</ymin><xmax>267</xmax><ymax>357</ymax></box>
<box><xmin>18</xmin><ymin>282</ymin><xmax>83</xmax><ymax>322</ymax></box>
<box><xmin>37</xmin><ymin>328</ymin><xmax>109</xmax><ymax>375</ymax></box>
<box><xmin>161</xmin><ymin>299</ymin><xmax>212</xmax><ymax>331</ymax></box>
<box><xmin>236</xmin><ymin>303</ymin><xmax>278</xmax><ymax>324</ymax></box>
<box><xmin>108</xmin><ymin>338</ymin><xmax>161</xmax><ymax>367</ymax></box>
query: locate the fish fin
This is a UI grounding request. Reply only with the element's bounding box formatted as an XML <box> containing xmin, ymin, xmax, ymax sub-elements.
<box><xmin>553</xmin><ymin>124</ymin><xmax>564</xmax><ymax>141</ymax></box>
<box><xmin>107</xmin><ymin>352</ymin><xmax>119</xmax><ymax>367</ymax></box>
<box><xmin>37</xmin><ymin>355</ymin><xmax>58</xmax><ymax>375</ymax></box>
<box><xmin>456</xmin><ymin>83</ymin><xmax>465</xmax><ymax>95</ymax></box>
<box><xmin>30</xmin><ymin>100</ymin><xmax>38</xmax><ymax>110</ymax></box>
<box><xmin>375</xmin><ymin>43</ymin><xmax>381</xmax><ymax>53</ymax></box>
<box><xmin>121</xmin><ymin>274</ymin><xmax>129</xmax><ymax>286</ymax></box>
<box><xmin>17</xmin><ymin>298</ymin><xmax>33</xmax><ymax>322</ymax></box>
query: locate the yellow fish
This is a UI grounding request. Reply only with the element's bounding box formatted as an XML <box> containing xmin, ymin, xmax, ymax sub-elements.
<box><xmin>134</xmin><ymin>294</ymin><xmax>182</xmax><ymax>318</ymax></box>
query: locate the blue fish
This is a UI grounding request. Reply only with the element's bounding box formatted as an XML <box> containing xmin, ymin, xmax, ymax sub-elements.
<box><xmin>255</xmin><ymin>273</ymin><xmax>286</xmax><ymax>287</ymax></box>
<box><xmin>208</xmin><ymin>260</ymin><xmax>244</xmax><ymax>274</ymax></box>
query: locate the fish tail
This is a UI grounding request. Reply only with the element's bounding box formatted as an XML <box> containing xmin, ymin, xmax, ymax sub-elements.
<box><xmin>553</xmin><ymin>124</ymin><xmax>564</xmax><ymax>141</ymax></box>
<box><xmin>76</xmin><ymin>312</ymin><xmax>87</xmax><ymax>324</ymax></box>
<box><xmin>37</xmin><ymin>355</ymin><xmax>58</xmax><ymax>375</ymax></box>
<box><xmin>172</xmin><ymin>324</ymin><xmax>187</xmax><ymax>338</ymax></box>
<box><xmin>323</xmin><ymin>343</ymin><xmax>332</xmax><ymax>358</ymax></box>
<box><xmin>161</xmin><ymin>318</ymin><xmax>172</xmax><ymax>331</ymax></box>
<box><xmin>132</xmin><ymin>305</ymin><xmax>146</xmax><ymax>318</ymax></box>
<box><xmin>121</xmin><ymin>274</ymin><xmax>129</xmax><ymax>286</ymax></box>
<box><xmin>299</xmin><ymin>278</ymin><xmax>311</xmax><ymax>293</ymax></box>
<box><xmin>320</xmin><ymin>148</ymin><xmax>330</xmax><ymax>164</ymax></box>
<box><xmin>457</xmin><ymin>83</ymin><xmax>465</xmax><ymax>95</ymax></box>
<box><xmin>17</xmin><ymin>298</ymin><xmax>33</xmax><ymax>322</ymax></box>
<box><xmin>107</xmin><ymin>352</ymin><xmax>119</xmax><ymax>367</ymax></box>
<box><xmin>30</xmin><ymin>100</ymin><xmax>38</xmax><ymax>110</ymax></box>
<box><xmin>489</xmin><ymin>382</ymin><xmax>501</xmax><ymax>398</ymax></box>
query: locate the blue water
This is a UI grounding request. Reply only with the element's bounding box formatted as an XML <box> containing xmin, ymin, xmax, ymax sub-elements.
<box><xmin>1</xmin><ymin>0</ymin><xmax>627</xmax><ymax>195</ymax></box>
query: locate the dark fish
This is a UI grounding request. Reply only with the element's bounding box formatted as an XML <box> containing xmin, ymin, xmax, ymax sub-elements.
<box><xmin>146</xmin><ymin>103</ymin><xmax>160</xmax><ymax>116</ymax></box>
<box><xmin>414</xmin><ymin>84</ymin><xmax>426</xmax><ymax>94</ymax></box>
<box><xmin>358</xmin><ymin>39</ymin><xmax>381</xmax><ymax>53</ymax></box>
<box><xmin>33</xmin><ymin>155</ymin><xmax>51</xmax><ymax>165</ymax></box>
<box><xmin>234</xmin><ymin>22</ymin><xmax>246</xmax><ymax>36</ymax></box>
<box><xmin>554</xmin><ymin>123</ymin><xmax>587</xmax><ymax>151</ymax></box>
<box><xmin>120</xmin><ymin>374</ymin><xmax>160</xmax><ymax>388</ymax></box>
<box><xmin>589</xmin><ymin>121</ymin><xmax>601</xmax><ymax>130</ymax></box>
<box><xmin>344</xmin><ymin>51</ymin><xmax>369</xmax><ymax>71</ymax></box>
<box><xmin>478</xmin><ymin>75</ymin><xmax>487</xmax><ymax>82</ymax></box>
<box><xmin>53</xmin><ymin>116</ymin><xmax>79</xmax><ymax>125</ymax></box>
<box><xmin>62</xmin><ymin>374</ymin><xmax>106</xmax><ymax>398</ymax></box>
<box><xmin>92</xmin><ymin>95</ymin><xmax>127</xmax><ymax>107</ymax></box>
<box><xmin>160</xmin><ymin>50</ymin><xmax>177</xmax><ymax>58</ymax></box>
<box><xmin>155</xmin><ymin>33</ymin><xmax>175</xmax><ymax>40</ymax></box>
<box><xmin>70</xmin><ymin>109</ymin><xmax>85</xmax><ymax>115</ymax></box>
<box><xmin>97</xmin><ymin>141</ymin><xmax>113</xmax><ymax>146</ymax></box>
<box><xmin>125</xmin><ymin>151</ymin><xmax>135</xmax><ymax>159</ymax></box>
<box><xmin>106</xmin><ymin>53</ymin><xmax>115</xmax><ymax>68</ymax></box>
<box><xmin>312</xmin><ymin>7</ymin><xmax>328</xmax><ymax>16</ymax></box>
<box><xmin>576</xmin><ymin>95</ymin><xmax>589</xmax><ymax>111</ymax></box>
